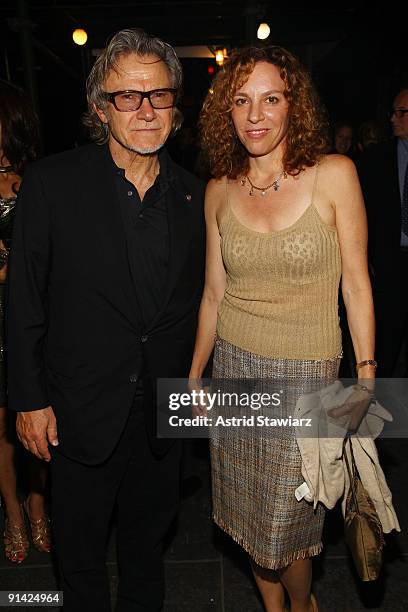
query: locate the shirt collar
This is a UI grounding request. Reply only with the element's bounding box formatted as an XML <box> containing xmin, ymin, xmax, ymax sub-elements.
<box><xmin>103</xmin><ymin>143</ymin><xmax>175</xmax><ymax>186</ymax></box>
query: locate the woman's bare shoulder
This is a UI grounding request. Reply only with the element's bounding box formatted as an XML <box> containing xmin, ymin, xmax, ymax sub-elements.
<box><xmin>205</xmin><ymin>176</ymin><xmax>228</xmax><ymax>213</ymax></box>
<box><xmin>319</xmin><ymin>154</ymin><xmax>357</xmax><ymax>177</ymax></box>
<box><xmin>205</xmin><ymin>176</ymin><xmax>227</xmax><ymax>196</ymax></box>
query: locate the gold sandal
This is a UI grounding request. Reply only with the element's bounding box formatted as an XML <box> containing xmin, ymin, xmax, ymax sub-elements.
<box><xmin>4</xmin><ymin>513</ymin><xmax>29</xmax><ymax>564</ymax></box>
<box><xmin>23</xmin><ymin>500</ymin><xmax>52</xmax><ymax>553</ymax></box>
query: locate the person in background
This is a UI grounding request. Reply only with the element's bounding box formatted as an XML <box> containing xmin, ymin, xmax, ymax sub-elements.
<box><xmin>356</xmin><ymin>119</ymin><xmax>386</xmax><ymax>155</ymax></box>
<box><xmin>190</xmin><ymin>45</ymin><xmax>375</xmax><ymax>612</ymax></box>
<box><xmin>332</xmin><ymin>120</ymin><xmax>355</xmax><ymax>158</ymax></box>
<box><xmin>0</xmin><ymin>80</ymin><xmax>51</xmax><ymax>563</ymax></box>
<box><xmin>357</xmin><ymin>87</ymin><xmax>408</xmax><ymax>377</ymax></box>
<box><xmin>6</xmin><ymin>29</ymin><xmax>205</xmax><ymax>611</ymax></box>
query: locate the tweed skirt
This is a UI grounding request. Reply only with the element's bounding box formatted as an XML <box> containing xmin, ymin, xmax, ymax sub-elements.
<box><xmin>210</xmin><ymin>336</ymin><xmax>341</xmax><ymax>570</ymax></box>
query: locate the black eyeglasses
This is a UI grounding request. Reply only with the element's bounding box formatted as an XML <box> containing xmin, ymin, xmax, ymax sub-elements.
<box><xmin>103</xmin><ymin>88</ymin><xmax>178</xmax><ymax>112</ymax></box>
<box><xmin>390</xmin><ymin>108</ymin><xmax>408</xmax><ymax>119</ymax></box>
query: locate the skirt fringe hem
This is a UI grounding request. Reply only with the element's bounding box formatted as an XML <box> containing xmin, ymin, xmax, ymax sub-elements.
<box><xmin>213</xmin><ymin>513</ymin><xmax>323</xmax><ymax>570</ymax></box>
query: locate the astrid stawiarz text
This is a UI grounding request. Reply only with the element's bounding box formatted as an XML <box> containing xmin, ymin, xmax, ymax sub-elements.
<box><xmin>167</xmin><ymin>415</ymin><xmax>313</xmax><ymax>428</ymax></box>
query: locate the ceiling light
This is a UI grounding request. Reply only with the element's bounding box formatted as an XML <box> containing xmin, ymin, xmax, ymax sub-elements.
<box><xmin>215</xmin><ymin>49</ymin><xmax>224</xmax><ymax>66</ymax></box>
<box><xmin>73</xmin><ymin>28</ymin><xmax>88</xmax><ymax>46</ymax></box>
<box><xmin>257</xmin><ymin>23</ymin><xmax>270</xmax><ymax>40</ymax></box>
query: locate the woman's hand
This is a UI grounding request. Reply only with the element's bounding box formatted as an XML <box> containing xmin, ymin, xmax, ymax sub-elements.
<box><xmin>327</xmin><ymin>383</ymin><xmax>375</xmax><ymax>432</ymax></box>
<box><xmin>188</xmin><ymin>377</ymin><xmax>209</xmax><ymax>417</ymax></box>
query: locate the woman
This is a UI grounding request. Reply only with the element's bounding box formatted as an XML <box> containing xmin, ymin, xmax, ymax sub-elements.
<box><xmin>0</xmin><ymin>80</ymin><xmax>51</xmax><ymax>563</ymax></box>
<box><xmin>356</xmin><ymin>119</ymin><xmax>386</xmax><ymax>154</ymax></box>
<box><xmin>332</xmin><ymin>120</ymin><xmax>355</xmax><ymax>158</ymax></box>
<box><xmin>189</xmin><ymin>47</ymin><xmax>376</xmax><ymax>612</ymax></box>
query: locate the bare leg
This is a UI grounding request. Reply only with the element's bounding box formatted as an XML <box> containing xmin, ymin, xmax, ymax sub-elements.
<box><xmin>0</xmin><ymin>407</ymin><xmax>23</xmax><ymax>525</ymax></box>
<box><xmin>0</xmin><ymin>406</ymin><xmax>28</xmax><ymax>563</ymax></box>
<box><xmin>24</xmin><ymin>455</ymin><xmax>51</xmax><ymax>553</ymax></box>
<box><xmin>251</xmin><ymin>559</ymin><xmax>286</xmax><ymax>612</ymax></box>
<box><xmin>279</xmin><ymin>558</ymin><xmax>317</xmax><ymax>612</ymax></box>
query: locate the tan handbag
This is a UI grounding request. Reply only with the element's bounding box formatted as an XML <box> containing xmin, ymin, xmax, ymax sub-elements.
<box><xmin>343</xmin><ymin>437</ymin><xmax>384</xmax><ymax>581</ymax></box>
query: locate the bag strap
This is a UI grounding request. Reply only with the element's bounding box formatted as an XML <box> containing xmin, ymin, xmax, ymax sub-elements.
<box><xmin>348</xmin><ymin>436</ymin><xmax>359</xmax><ymax>477</ymax></box>
<box><xmin>343</xmin><ymin>437</ymin><xmax>361</xmax><ymax>514</ymax></box>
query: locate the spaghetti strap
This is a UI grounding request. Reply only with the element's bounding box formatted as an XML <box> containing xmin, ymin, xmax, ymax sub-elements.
<box><xmin>310</xmin><ymin>163</ymin><xmax>319</xmax><ymax>205</ymax></box>
<box><xmin>225</xmin><ymin>175</ymin><xmax>231</xmax><ymax>209</ymax></box>
<box><xmin>218</xmin><ymin>176</ymin><xmax>232</xmax><ymax>232</ymax></box>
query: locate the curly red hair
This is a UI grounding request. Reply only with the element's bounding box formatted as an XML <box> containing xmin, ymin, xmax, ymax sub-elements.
<box><xmin>199</xmin><ymin>45</ymin><xmax>330</xmax><ymax>179</ymax></box>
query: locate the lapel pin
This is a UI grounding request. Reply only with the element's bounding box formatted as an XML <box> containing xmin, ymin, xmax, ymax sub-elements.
<box><xmin>185</xmin><ymin>194</ymin><xmax>192</xmax><ymax>202</ymax></box>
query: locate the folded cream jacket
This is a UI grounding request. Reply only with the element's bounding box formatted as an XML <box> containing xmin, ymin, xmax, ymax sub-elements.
<box><xmin>295</xmin><ymin>381</ymin><xmax>400</xmax><ymax>534</ymax></box>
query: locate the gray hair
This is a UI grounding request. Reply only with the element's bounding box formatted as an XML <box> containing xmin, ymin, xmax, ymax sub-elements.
<box><xmin>83</xmin><ymin>28</ymin><xmax>183</xmax><ymax>144</ymax></box>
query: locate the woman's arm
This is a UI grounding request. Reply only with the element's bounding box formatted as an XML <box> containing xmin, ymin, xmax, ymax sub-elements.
<box><xmin>189</xmin><ymin>179</ymin><xmax>227</xmax><ymax>380</ymax></box>
<box><xmin>329</xmin><ymin>155</ymin><xmax>376</xmax><ymax>382</ymax></box>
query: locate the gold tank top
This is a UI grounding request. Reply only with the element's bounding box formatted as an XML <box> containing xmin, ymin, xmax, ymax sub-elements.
<box><xmin>217</xmin><ymin>165</ymin><xmax>342</xmax><ymax>360</ymax></box>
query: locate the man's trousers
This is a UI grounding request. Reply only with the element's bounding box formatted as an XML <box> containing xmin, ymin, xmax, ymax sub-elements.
<box><xmin>50</xmin><ymin>397</ymin><xmax>181</xmax><ymax>612</ymax></box>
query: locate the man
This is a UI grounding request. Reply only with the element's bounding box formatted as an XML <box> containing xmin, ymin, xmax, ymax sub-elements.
<box><xmin>6</xmin><ymin>28</ymin><xmax>205</xmax><ymax>611</ymax></box>
<box><xmin>357</xmin><ymin>87</ymin><xmax>408</xmax><ymax>377</ymax></box>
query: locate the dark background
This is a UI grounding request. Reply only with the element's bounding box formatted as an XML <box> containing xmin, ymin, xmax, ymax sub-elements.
<box><xmin>1</xmin><ymin>0</ymin><xmax>407</xmax><ymax>155</ymax></box>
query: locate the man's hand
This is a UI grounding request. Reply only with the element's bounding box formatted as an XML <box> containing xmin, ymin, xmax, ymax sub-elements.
<box><xmin>16</xmin><ymin>406</ymin><xmax>59</xmax><ymax>461</ymax></box>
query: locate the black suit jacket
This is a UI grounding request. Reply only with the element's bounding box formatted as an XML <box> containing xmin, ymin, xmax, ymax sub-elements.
<box><xmin>357</xmin><ymin>139</ymin><xmax>401</xmax><ymax>290</ymax></box>
<box><xmin>6</xmin><ymin>143</ymin><xmax>205</xmax><ymax>464</ymax></box>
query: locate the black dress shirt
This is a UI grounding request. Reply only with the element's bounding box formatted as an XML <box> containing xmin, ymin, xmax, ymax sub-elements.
<box><xmin>105</xmin><ymin>146</ymin><xmax>172</xmax><ymax>329</ymax></box>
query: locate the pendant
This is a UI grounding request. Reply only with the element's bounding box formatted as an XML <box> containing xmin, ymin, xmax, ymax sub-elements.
<box><xmin>261</xmin><ymin>190</ymin><xmax>266</xmax><ymax>196</ymax></box>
